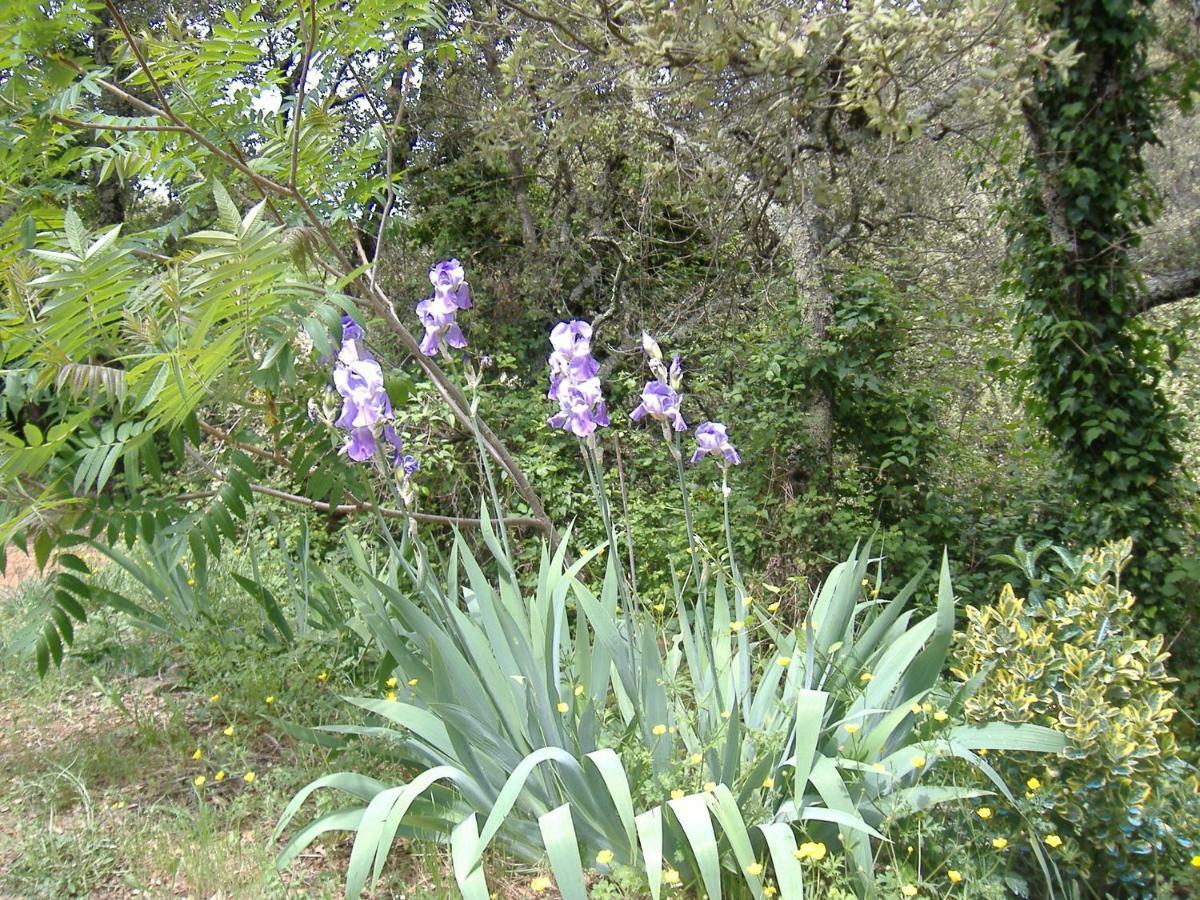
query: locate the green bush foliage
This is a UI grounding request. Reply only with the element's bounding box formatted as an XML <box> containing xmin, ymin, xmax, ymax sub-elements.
<box><xmin>953</xmin><ymin>540</ymin><xmax>1200</xmax><ymax>892</ymax></box>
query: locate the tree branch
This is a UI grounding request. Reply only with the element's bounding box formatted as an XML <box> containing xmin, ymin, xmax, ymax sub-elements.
<box><xmin>177</xmin><ymin>484</ymin><xmax>544</xmax><ymax>529</ymax></box>
<box><xmin>1137</xmin><ymin>267</ymin><xmax>1200</xmax><ymax>313</ymax></box>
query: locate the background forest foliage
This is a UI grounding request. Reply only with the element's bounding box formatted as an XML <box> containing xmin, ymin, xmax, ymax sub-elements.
<box><xmin>2</xmin><ymin>0</ymin><xmax>1200</xmax><ymax>897</ymax></box>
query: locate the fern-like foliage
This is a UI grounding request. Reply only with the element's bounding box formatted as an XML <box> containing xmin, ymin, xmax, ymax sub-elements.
<box><xmin>0</xmin><ymin>0</ymin><xmax>447</xmax><ymax>669</ymax></box>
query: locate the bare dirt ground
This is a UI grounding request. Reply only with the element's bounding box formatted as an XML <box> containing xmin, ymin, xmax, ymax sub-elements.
<box><xmin>0</xmin><ymin>545</ymin><xmax>41</xmax><ymax>594</ymax></box>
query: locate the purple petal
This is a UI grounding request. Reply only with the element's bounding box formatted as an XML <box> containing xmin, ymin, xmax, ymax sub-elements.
<box><xmin>343</xmin><ymin>427</ymin><xmax>377</xmax><ymax>461</ymax></box>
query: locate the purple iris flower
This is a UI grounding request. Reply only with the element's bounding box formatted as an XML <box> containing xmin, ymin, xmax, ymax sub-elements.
<box><xmin>417</xmin><ymin>258</ymin><xmax>472</xmax><ymax>356</ymax></box>
<box><xmin>631</xmin><ymin>381</ymin><xmax>687</xmax><ymax>431</ymax></box>
<box><xmin>416</xmin><ymin>293</ymin><xmax>468</xmax><ymax>356</ymax></box>
<box><xmin>331</xmin><ymin>317</ymin><xmax>414</xmax><ymax>471</ymax></box>
<box><xmin>548</xmin><ymin>320</ymin><xmax>601</xmax><ymax>385</ymax></box>
<box><xmin>631</xmin><ymin>331</ymin><xmax>688</xmax><ymax>434</ymax></box>
<box><xmin>400</xmin><ymin>454</ymin><xmax>420</xmax><ymax>478</ymax></box>
<box><xmin>548</xmin><ymin>377</ymin><xmax>610</xmax><ymax>437</ymax></box>
<box><xmin>547</xmin><ymin>320</ymin><xmax>608</xmax><ymax>437</ymax></box>
<box><xmin>691</xmin><ymin>422</ymin><xmax>742</xmax><ymax>466</ymax></box>
<box><xmin>429</xmin><ymin>258</ymin><xmax>472</xmax><ymax>309</ymax></box>
<box><xmin>341</xmin><ymin>314</ymin><xmax>365</xmax><ymax>343</ymax></box>
<box><xmin>343</xmin><ymin>427</ymin><xmax>378</xmax><ymax>462</ymax></box>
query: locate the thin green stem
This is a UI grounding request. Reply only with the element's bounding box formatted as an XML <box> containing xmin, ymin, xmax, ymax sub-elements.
<box><xmin>674</xmin><ymin>434</ymin><xmax>703</xmax><ymax>596</ymax></box>
<box><xmin>581</xmin><ymin>439</ymin><xmax>633</xmax><ymax>613</ymax></box>
<box><xmin>674</xmin><ymin>434</ymin><xmax>725</xmax><ymax>710</ymax></box>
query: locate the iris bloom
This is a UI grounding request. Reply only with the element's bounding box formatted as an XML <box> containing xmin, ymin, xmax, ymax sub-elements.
<box><xmin>331</xmin><ymin>316</ymin><xmax>412</xmax><ymax>470</ymax></box>
<box><xmin>631</xmin><ymin>332</ymin><xmax>687</xmax><ymax>434</ymax></box>
<box><xmin>691</xmin><ymin>422</ymin><xmax>742</xmax><ymax>465</ymax></box>
<box><xmin>416</xmin><ymin>259</ymin><xmax>471</xmax><ymax>356</ymax></box>
<box><xmin>547</xmin><ymin>320</ymin><xmax>608</xmax><ymax>436</ymax></box>
<box><xmin>631</xmin><ymin>381</ymin><xmax>687</xmax><ymax>432</ymax></box>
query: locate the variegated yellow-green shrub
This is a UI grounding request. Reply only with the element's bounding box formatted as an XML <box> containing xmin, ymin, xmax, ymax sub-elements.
<box><xmin>953</xmin><ymin>540</ymin><xmax>1200</xmax><ymax>892</ymax></box>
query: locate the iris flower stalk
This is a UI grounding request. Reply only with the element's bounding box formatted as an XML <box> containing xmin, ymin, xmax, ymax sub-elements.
<box><xmin>636</xmin><ymin>333</ymin><xmax>704</xmax><ymax>598</ymax></box>
<box><xmin>463</xmin><ymin>355</ymin><xmax>513</xmax><ymax>561</ymax></box>
<box><xmin>637</xmin><ymin>332</ymin><xmax>726</xmax><ymax>711</ymax></box>
<box><xmin>546</xmin><ymin>320</ymin><xmax>634</xmax><ymax>613</ymax></box>
<box><xmin>691</xmin><ymin>421</ymin><xmax>749</xmax><ymax>696</ymax></box>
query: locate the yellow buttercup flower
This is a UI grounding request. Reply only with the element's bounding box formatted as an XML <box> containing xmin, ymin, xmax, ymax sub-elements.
<box><xmin>209</xmin><ymin>693</ymin><xmax>220</xmax><ymax>703</ymax></box>
<box><xmin>992</xmin><ymin>837</ymin><xmax>1008</xmax><ymax>850</ymax></box>
<box><xmin>1191</xmin><ymin>854</ymin><xmax>1200</xmax><ymax>868</ymax></box>
<box><xmin>386</xmin><ymin>677</ymin><xmax>398</xmax><ymax>688</ymax></box>
<box><xmin>761</xmin><ymin>776</ymin><xmax>774</xmax><ymax>789</ymax></box>
<box><xmin>407</xmin><ymin>678</ymin><xmax>418</xmax><ymax>687</ymax></box>
<box><xmin>748</xmin><ymin>863</ymin><xmax>764</xmax><ymax>876</ymax></box>
<box><xmin>1044</xmin><ymin>834</ymin><xmax>1063</xmax><ymax>848</ymax></box>
<box><xmin>653</xmin><ymin>724</ymin><xmax>668</xmax><ymax>736</ymax></box>
<box><xmin>901</xmin><ymin>885</ymin><xmax>918</xmax><ymax>897</ymax></box>
<box><xmin>663</xmin><ymin>868</ymin><xmax>681</xmax><ymax>886</ymax></box>
<box><xmin>844</xmin><ymin>723</ymin><xmax>860</xmax><ymax>734</ymax></box>
<box><xmin>704</xmin><ymin>781</ymin><xmax>717</xmax><ymax>792</ymax></box>
<box><xmin>654</xmin><ymin>603</ymin><xmax>666</xmax><ymax>613</ymax></box>
<box><xmin>214</xmin><ymin>770</ymin><xmax>226</xmax><ymax>781</ymax></box>
<box><xmin>186</xmin><ymin>577</ymin><xmax>195</xmax><ymax>586</ymax></box>
<box><xmin>933</xmin><ymin>710</ymin><xmax>949</xmax><ymax>722</ymax></box>
<box><xmin>764</xmin><ymin>887</ymin><xmax>778</xmax><ymax>897</ymax></box>
<box><xmin>574</xmin><ymin>685</ymin><xmax>585</xmax><ymax>696</ymax></box>
<box><xmin>193</xmin><ymin>775</ymin><xmax>206</xmax><ymax>787</ymax></box>
<box><xmin>777</xmin><ymin>656</ymin><xmax>792</xmax><ymax>667</ymax></box>
<box><xmin>596</xmin><ymin>849</ymin><xmax>614</xmax><ymax>866</ymax></box>
<box><xmin>859</xmin><ymin>672</ymin><xmax>874</xmax><ymax>683</ymax></box>
<box><xmin>910</xmin><ymin>702</ymin><xmax>922</xmax><ymax>714</ymax></box>
<box><xmin>921</xmin><ymin>702</ymin><xmax>932</xmax><ymax>714</ymax></box>
<box><xmin>689</xmin><ymin>753</ymin><xmax>702</xmax><ymax>765</ymax></box>
<box><xmin>223</xmin><ymin>725</ymin><xmax>234</xmax><ymax>737</ymax></box>
<box><xmin>557</xmin><ymin>702</ymin><xmax>569</xmax><ymax>713</ymax></box>
<box><xmin>948</xmin><ymin>870</ymin><xmax>962</xmax><ymax>884</ymax></box>
<box><xmin>264</xmin><ymin>696</ymin><xmax>275</xmax><ymax>704</ymax></box>
<box><xmin>1027</xmin><ymin>776</ymin><xmax>1041</xmax><ymax>790</ymax></box>
<box><xmin>911</xmin><ymin>755</ymin><xmax>927</xmax><ymax>768</ymax></box>
<box><xmin>671</xmin><ymin>789</ymin><xmax>685</xmax><ymax>800</ymax></box>
<box><xmin>243</xmin><ymin>771</ymin><xmax>256</xmax><ymax>783</ymax></box>
<box><xmin>730</xmin><ymin>621</ymin><xmax>745</xmax><ymax>633</ymax></box>
<box><xmin>192</xmin><ymin>748</ymin><xmax>202</xmax><ymax>761</ymax></box>
<box><xmin>977</xmin><ymin>807</ymin><xmax>993</xmax><ymax>820</ymax></box>
<box><xmin>317</xmin><ymin>671</ymin><xmax>328</xmax><ymax>682</ymax></box>
<box><xmin>386</xmin><ymin>691</ymin><xmax>396</xmax><ymax>701</ymax></box>
<box><xmin>767</xmin><ymin>602</ymin><xmax>780</xmax><ymax>613</ymax></box>
<box><xmin>530</xmin><ymin>876</ymin><xmax>552</xmax><ymax>892</ymax></box>
<box><xmin>794</xmin><ymin>841</ymin><xmax>827</xmax><ymax>861</ymax></box>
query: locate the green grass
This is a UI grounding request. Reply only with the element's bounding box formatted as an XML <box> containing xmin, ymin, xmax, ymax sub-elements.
<box><xmin>0</xmin><ymin>569</ymin><xmax>466</xmax><ymax>899</ymax></box>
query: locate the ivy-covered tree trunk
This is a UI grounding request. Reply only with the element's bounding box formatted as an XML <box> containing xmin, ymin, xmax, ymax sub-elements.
<box><xmin>1013</xmin><ymin>0</ymin><xmax>1186</xmax><ymax>620</ymax></box>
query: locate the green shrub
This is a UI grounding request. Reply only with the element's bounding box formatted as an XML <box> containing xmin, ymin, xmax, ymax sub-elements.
<box><xmin>953</xmin><ymin>539</ymin><xmax>1200</xmax><ymax>893</ymax></box>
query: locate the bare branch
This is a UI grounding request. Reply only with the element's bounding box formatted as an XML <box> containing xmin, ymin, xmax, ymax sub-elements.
<box><xmin>1137</xmin><ymin>267</ymin><xmax>1200</xmax><ymax>313</ymax></box>
<box><xmin>289</xmin><ymin>0</ymin><xmax>318</xmax><ymax>189</ymax></box>
<box><xmin>177</xmin><ymin>484</ymin><xmax>545</xmax><ymax>529</ymax></box>
<box><xmin>494</xmin><ymin>0</ymin><xmax>600</xmax><ymax>53</ymax></box>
